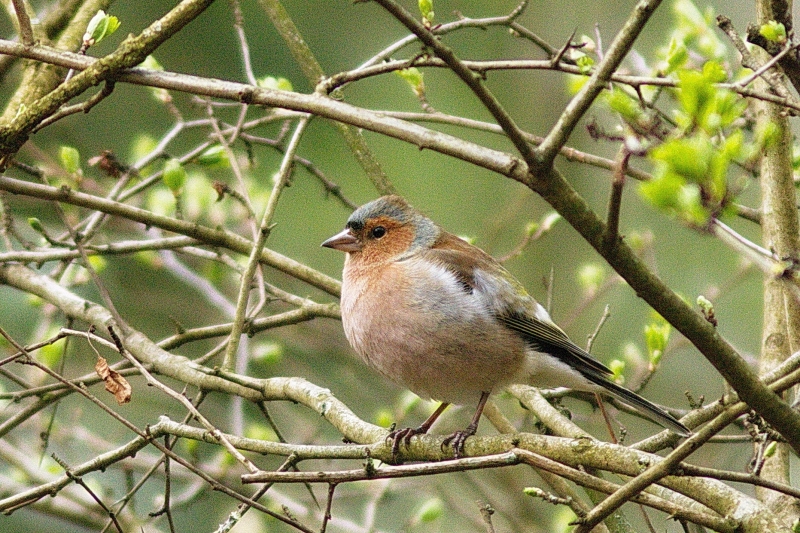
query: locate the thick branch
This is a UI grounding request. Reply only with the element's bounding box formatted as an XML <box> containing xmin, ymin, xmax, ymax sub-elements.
<box><xmin>0</xmin><ymin>0</ymin><xmax>217</xmax><ymax>166</ymax></box>
<box><xmin>528</xmin><ymin>166</ymin><xmax>800</xmax><ymax>456</ymax></box>
<box><xmin>751</xmin><ymin>0</ymin><xmax>800</xmax><ymax>521</ymax></box>
<box><xmin>1</xmin><ymin>43</ymin><xmax>799</xmax><ymax>456</ymax></box>
<box><xmin>535</xmin><ymin>0</ymin><xmax>663</xmax><ymax>167</ymax></box>
<box><xmin>0</xmin><ymin>176</ymin><xmax>341</xmax><ymax>296</ymax></box>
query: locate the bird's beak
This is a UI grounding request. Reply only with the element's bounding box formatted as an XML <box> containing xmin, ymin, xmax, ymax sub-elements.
<box><xmin>321</xmin><ymin>228</ymin><xmax>362</xmax><ymax>252</ymax></box>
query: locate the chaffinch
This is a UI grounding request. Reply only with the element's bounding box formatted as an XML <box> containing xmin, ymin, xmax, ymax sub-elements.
<box><xmin>322</xmin><ymin>195</ymin><xmax>690</xmax><ymax>456</ymax></box>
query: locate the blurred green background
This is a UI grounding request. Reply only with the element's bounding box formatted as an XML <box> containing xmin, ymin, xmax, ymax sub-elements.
<box><xmin>0</xmin><ymin>0</ymin><xmax>777</xmax><ymax>531</ymax></box>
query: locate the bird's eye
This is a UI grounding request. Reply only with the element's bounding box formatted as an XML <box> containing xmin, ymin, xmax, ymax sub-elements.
<box><xmin>371</xmin><ymin>226</ymin><xmax>386</xmax><ymax>239</ymax></box>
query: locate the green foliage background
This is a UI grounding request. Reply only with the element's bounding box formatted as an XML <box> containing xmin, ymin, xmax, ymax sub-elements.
<box><xmin>0</xmin><ymin>0</ymin><xmax>787</xmax><ymax>531</ymax></box>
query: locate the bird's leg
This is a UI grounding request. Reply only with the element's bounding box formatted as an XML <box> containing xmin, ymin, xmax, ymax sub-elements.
<box><xmin>442</xmin><ymin>391</ymin><xmax>490</xmax><ymax>458</ymax></box>
<box><xmin>387</xmin><ymin>401</ymin><xmax>450</xmax><ymax>457</ymax></box>
<box><xmin>594</xmin><ymin>392</ymin><xmax>618</xmax><ymax>444</ymax></box>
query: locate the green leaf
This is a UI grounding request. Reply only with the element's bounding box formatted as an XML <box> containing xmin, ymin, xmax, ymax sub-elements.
<box><xmin>87</xmin><ymin>255</ymin><xmax>107</xmax><ymax>273</ymax></box>
<box><xmin>195</xmin><ymin>145</ymin><xmax>230</xmax><ymax>168</ymax></box>
<box><xmin>609</xmin><ymin>359</ymin><xmax>626</xmax><ymax>384</ymax></box>
<box><xmin>27</xmin><ymin>217</ymin><xmax>45</xmax><ymax>234</ymax></box>
<box><xmin>415</xmin><ymin>498</ymin><xmax>443</xmax><ymax>523</ymax></box>
<box><xmin>257</xmin><ymin>76</ymin><xmax>293</xmax><ymax>91</ymax></box>
<box><xmin>58</xmin><ymin>146</ymin><xmax>81</xmax><ymax>174</ymax></box>
<box><xmin>650</xmin><ymin>135</ymin><xmax>713</xmax><ymax>184</ymax></box>
<box><xmin>396</xmin><ymin>390</ymin><xmax>422</xmax><ymax>415</ymax></box>
<box><xmin>674</xmin><ymin>62</ymin><xmax>743</xmax><ymax>132</ymax></box>
<box><xmin>671</xmin><ymin>0</ymin><xmax>726</xmax><ymax>60</ymax></box>
<box><xmin>182</xmin><ymin>172</ymin><xmax>220</xmax><ymax>220</ymax></box>
<box><xmin>129</xmin><ymin>134</ymin><xmax>158</xmax><ymax>162</ymax></box>
<box><xmin>374</xmin><ymin>409</ymin><xmax>394</xmax><ymax>428</ymax></box>
<box><xmin>756</xmin><ymin>120</ymin><xmax>781</xmax><ymax>150</ymax></box>
<box><xmin>676</xmin><ymin>69</ymin><xmax>714</xmax><ymax>124</ymax></box>
<box><xmin>639</xmin><ymin>172</ymin><xmax>708</xmax><ymax>225</ymax></box>
<box><xmin>665</xmin><ymin>38</ymin><xmax>688</xmax><ymax>73</ymax></box>
<box><xmin>577</xmin><ymin>263</ymin><xmax>605</xmax><ymax>294</ymax></box>
<box><xmin>252</xmin><ymin>341</ymin><xmax>283</xmax><ymax>365</ymax></box>
<box><xmin>575</xmin><ymin>54</ymin><xmax>594</xmax><ymax>74</ymax></box>
<box><xmin>245</xmin><ymin>423</ymin><xmax>278</xmax><ymax>442</ymax></box>
<box><xmin>396</xmin><ymin>67</ymin><xmax>425</xmax><ymax>97</ymax></box>
<box><xmin>141</xmin><ymin>55</ymin><xmax>163</xmax><ymax>71</ymax></box>
<box><xmin>418</xmin><ymin>0</ymin><xmax>434</xmax><ymax>25</ymax></box>
<box><xmin>39</xmin><ymin>326</ymin><xmax>64</xmax><ymax>367</ymax></box>
<box><xmin>710</xmin><ymin>89</ymin><xmax>747</xmax><ymax>130</ymax></box>
<box><xmin>84</xmin><ymin>10</ymin><xmax>120</xmax><ymax>45</ymax></box>
<box><xmin>644</xmin><ymin>317</ymin><xmax>671</xmax><ymax>366</ymax></box>
<box><xmin>764</xmin><ymin>440</ymin><xmax>777</xmax><ymax>458</ymax></box>
<box><xmin>162</xmin><ymin>158</ymin><xmax>187</xmax><ymax>195</ymax></box>
<box><xmin>696</xmin><ymin>294</ymin><xmax>713</xmax><ymax>312</ymax></box>
<box><xmin>605</xmin><ymin>87</ymin><xmax>643</xmax><ymax>123</ymax></box>
<box><xmin>40</xmin><ymin>341</ymin><xmax>63</xmax><ymax>367</ymax></box>
<box><xmin>701</xmin><ymin>60</ymin><xmax>727</xmax><ymax>83</ymax></box>
<box><xmin>759</xmin><ymin>20</ymin><xmax>787</xmax><ymax>43</ymax></box>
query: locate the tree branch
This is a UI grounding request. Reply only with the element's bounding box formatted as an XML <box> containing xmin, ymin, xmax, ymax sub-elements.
<box><xmin>535</xmin><ymin>0</ymin><xmax>663</xmax><ymax>167</ymax></box>
<box><xmin>0</xmin><ymin>176</ymin><xmax>341</xmax><ymax>296</ymax></box>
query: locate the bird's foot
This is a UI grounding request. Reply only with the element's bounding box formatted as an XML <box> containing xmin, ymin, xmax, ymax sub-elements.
<box><xmin>441</xmin><ymin>426</ymin><xmax>477</xmax><ymax>458</ymax></box>
<box><xmin>386</xmin><ymin>426</ymin><xmax>427</xmax><ymax>457</ymax></box>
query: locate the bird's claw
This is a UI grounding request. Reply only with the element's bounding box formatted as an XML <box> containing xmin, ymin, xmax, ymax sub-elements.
<box><xmin>441</xmin><ymin>428</ymin><xmax>475</xmax><ymax>458</ymax></box>
<box><xmin>387</xmin><ymin>426</ymin><xmax>426</xmax><ymax>457</ymax></box>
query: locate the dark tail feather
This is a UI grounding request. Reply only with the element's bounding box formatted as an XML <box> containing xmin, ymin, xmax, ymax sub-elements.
<box><xmin>586</xmin><ymin>375</ymin><xmax>691</xmax><ymax>436</ymax></box>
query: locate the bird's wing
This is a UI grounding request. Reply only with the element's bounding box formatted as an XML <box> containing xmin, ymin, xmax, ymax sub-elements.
<box><xmin>412</xmin><ymin>231</ymin><xmax>495</xmax><ymax>294</ymax></box>
<box><xmin>497</xmin><ymin>312</ymin><xmax>613</xmax><ymax>377</ymax></box>
<box><xmin>418</xmin><ymin>231</ymin><xmax>613</xmax><ymax>378</ymax></box>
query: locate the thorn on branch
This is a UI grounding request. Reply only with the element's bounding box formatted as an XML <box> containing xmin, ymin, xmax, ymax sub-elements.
<box><xmin>550</xmin><ymin>28</ymin><xmax>579</xmax><ymax>67</ymax></box>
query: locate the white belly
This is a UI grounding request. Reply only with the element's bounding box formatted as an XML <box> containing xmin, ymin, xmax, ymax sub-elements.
<box><xmin>340</xmin><ymin>260</ymin><xmax>530</xmax><ymax>404</ymax></box>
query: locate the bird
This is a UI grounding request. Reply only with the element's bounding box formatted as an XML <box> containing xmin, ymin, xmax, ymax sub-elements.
<box><xmin>322</xmin><ymin>195</ymin><xmax>690</xmax><ymax>457</ymax></box>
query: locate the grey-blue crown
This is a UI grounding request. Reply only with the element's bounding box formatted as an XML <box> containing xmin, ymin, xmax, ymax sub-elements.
<box><xmin>347</xmin><ymin>195</ymin><xmax>439</xmax><ymax>250</ymax></box>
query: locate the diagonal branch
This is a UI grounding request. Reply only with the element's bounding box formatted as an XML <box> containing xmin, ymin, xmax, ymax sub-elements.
<box><xmin>0</xmin><ymin>176</ymin><xmax>341</xmax><ymax>296</ymax></box>
<box><xmin>530</xmin><ymin>165</ymin><xmax>800</xmax><ymax>457</ymax></box>
<box><xmin>223</xmin><ymin>116</ymin><xmax>310</xmax><ymax>369</ymax></box>
<box><xmin>10</xmin><ymin>0</ymin><xmax>34</xmax><ymax>46</ymax></box>
<box><xmin>535</xmin><ymin>0</ymin><xmax>663</xmax><ymax>167</ymax></box>
<box><xmin>259</xmin><ymin>0</ymin><xmax>394</xmax><ymax>195</ymax></box>
<box><xmin>0</xmin><ymin>0</ymin><xmax>217</xmax><ymax>167</ymax></box>
<box><xmin>1</xmin><ymin>50</ymin><xmax>800</xmax><ymax>455</ymax></box>
<box><xmin>370</xmin><ymin>0</ymin><xmax>540</xmax><ymax>168</ymax></box>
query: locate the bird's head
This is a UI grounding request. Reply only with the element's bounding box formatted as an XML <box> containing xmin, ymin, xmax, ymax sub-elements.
<box><xmin>321</xmin><ymin>195</ymin><xmax>439</xmax><ymax>264</ymax></box>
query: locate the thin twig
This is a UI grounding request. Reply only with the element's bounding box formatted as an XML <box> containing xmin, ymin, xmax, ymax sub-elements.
<box><xmin>0</xmin><ymin>175</ymin><xmax>342</xmax><ymax>296</ymax></box>
<box><xmin>230</xmin><ymin>0</ymin><xmax>257</xmax><ymax>86</ymax></box>
<box><xmin>603</xmin><ymin>147</ymin><xmax>629</xmax><ymax>252</ymax></box>
<box><xmin>573</xmin><ymin>406</ymin><xmax>745</xmax><ymax>532</ymax></box>
<box><xmin>33</xmin><ymin>81</ymin><xmax>116</xmax><ymax>132</ymax></box>
<box><xmin>10</xmin><ymin>0</ymin><xmax>34</xmax><ymax>46</ymax></box>
<box><xmin>50</xmin><ymin>453</ymin><xmax>125</xmax><ymax>533</ymax></box>
<box><xmin>222</xmin><ymin>116</ymin><xmax>311</xmax><ymax>370</ymax></box>
<box><xmin>107</xmin><ymin>324</ymin><xmax>260</xmax><ymax>474</ymax></box>
<box><xmin>372</xmin><ymin>0</ymin><xmax>538</xmax><ymax>167</ymax></box>
<box><xmin>536</xmin><ymin>0</ymin><xmax>664</xmax><ymax>167</ymax></box>
<box><xmin>320</xmin><ymin>484</ymin><xmax>336</xmax><ymax>533</ymax></box>
<box><xmin>585</xmin><ymin>305</ymin><xmax>611</xmax><ymax>353</ymax></box>
<box><xmin>735</xmin><ymin>42</ymin><xmax>800</xmax><ymax>89</ymax></box>
<box><xmin>717</xmin><ymin>15</ymin><xmax>791</xmax><ymax>99</ymax></box>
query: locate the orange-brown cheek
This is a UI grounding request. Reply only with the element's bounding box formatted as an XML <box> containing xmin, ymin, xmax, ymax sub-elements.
<box><xmin>360</xmin><ymin>223</ymin><xmax>415</xmax><ymax>263</ymax></box>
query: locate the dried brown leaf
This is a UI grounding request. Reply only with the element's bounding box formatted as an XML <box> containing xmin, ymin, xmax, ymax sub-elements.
<box><xmin>95</xmin><ymin>356</ymin><xmax>131</xmax><ymax>404</ymax></box>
